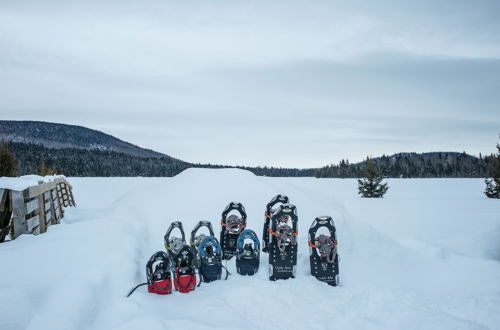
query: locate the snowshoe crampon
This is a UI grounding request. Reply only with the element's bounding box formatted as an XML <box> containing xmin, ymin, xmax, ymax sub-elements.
<box><xmin>174</xmin><ymin>245</ymin><xmax>197</xmax><ymax>293</ymax></box>
<box><xmin>268</xmin><ymin>203</ymin><xmax>298</xmax><ymax>281</ymax></box>
<box><xmin>236</xmin><ymin>229</ymin><xmax>260</xmax><ymax>275</ymax></box>
<box><xmin>308</xmin><ymin>216</ymin><xmax>339</xmax><ymax>286</ymax></box>
<box><xmin>197</xmin><ymin>235</ymin><xmax>224</xmax><ymax>282</ymax></box>
<box><xmin>164</xmin><ymin>221</ymin><xmax>186</xmax><ymax>260</ymax></box>
<box><xmin>220</xmin><ymin>202</ymin><xmax>247</xmax><ymax>260</ymax></box>
<box><xmin>262</xmin><ymin>194</ymin><xmax>289</xmax><ymax>253</ymax></box>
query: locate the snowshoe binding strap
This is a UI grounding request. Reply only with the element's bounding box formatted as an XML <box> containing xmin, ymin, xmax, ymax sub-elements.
<box><xmin>309</xmin><ymin>235</ymin><xmax>337</xmax><ymax>263</ymax></box>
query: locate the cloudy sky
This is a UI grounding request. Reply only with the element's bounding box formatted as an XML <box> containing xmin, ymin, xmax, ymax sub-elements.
<box><xmin>1</xmin><ymin>0</ymin><xmax>499</xmax><ymax>167</ymax></box>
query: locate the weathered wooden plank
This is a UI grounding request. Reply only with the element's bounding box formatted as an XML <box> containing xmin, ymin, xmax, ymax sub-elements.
<box><xmin>37</xmin><ymin>194</ymin><xmax>46</xmax><ymax>234</ymax></box>
<box><xmin>26</xmin><ymin>215</ymin><xmax>40</xmax><ymax>232</ymax></box>
<box><xmin>26</xmin><ymin>198</ymin><xmax>38</xmax><ymax>214</ymax></box>
<box><xmin>10</xmin><ymin>190</ymin><xmax>27</xmax><ymax>239</ymax></box>
<box><xmin>48</xmin><ymin>188</ymin><xmax>58</xmax><ymax>225</ymax></box>
<box><xmin>25</xmin><ymin>182</ymin><xmax>57</xmax><ymax>199</ymax></box>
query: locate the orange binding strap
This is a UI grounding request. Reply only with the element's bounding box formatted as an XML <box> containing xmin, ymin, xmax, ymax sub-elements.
<box><xmin>264</xmin><ymin>212</ymin><xmax>271</xmax><ymax>219</ymax></box>
<box><xmin>308</xmin><ymin>241</ymin><xmax>317</xmax><ymax>248</ymax></box>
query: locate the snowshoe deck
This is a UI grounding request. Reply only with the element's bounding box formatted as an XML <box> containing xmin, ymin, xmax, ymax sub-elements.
<box><xmin>308</xmin><ymin>216</ymin><xmax>339</xmax><ymax>286</ymax></box>
<box><xmin>269</xmin><ymin>203</ymin><xmax>298</xmax><ymax>281</ymax></box>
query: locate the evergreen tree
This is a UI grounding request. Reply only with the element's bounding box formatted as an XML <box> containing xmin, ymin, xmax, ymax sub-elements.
<box><xmin>40</xmin><ymin>160</ymin><xmax>57</xmax><ymax>176</ymax></box>
<box><xmin>484</xmin><ymin>137</ymin><xmax>500</xmax><ymax>199</ymax></box>
<box><xmin>358</xmin><ymin>157</ymin><xmax>389</xmax><ymax>198</ymax></box>
<box><xmin>0</xmin><ymin>143</ymin><xmax>16</xmax><ymax>177</ymax></box>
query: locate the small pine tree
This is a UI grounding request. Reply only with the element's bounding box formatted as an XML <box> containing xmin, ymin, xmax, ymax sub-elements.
<box><xmin>40</xmin><ymin>160</ymin><xmax>57</xmax><ymax>176</ymax></box>
<box><xmin>0</xmin><ymin>143</ymin><xmax>16</xmax><ymax>177</ymax></box>
<box><xmin>358</xmin><ymin>157</ymin><xmax>389</xmax><ymax>198</ymax></box>
<box><xmin>484</xmin><ymin>137</ymin><xmax>500</xmax><ymax>199</ymax></box>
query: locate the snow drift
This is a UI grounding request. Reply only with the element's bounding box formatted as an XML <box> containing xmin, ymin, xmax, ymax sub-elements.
<box><xmin>1</xmin><ymin>169</ymin><xmax>499</xmax><ymax>330</ymax></box>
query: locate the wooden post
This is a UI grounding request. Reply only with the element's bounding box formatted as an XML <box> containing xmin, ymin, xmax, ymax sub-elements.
<box><xmin>10</xmin><ymin>191</ymin><xmax>28</xmax><ymax>239</ymax></box>
<box><xmin>0</xmin><ymin>189</ymin><xmax>11</xmax><ymax>242</ymax></box>
<box><xmin>37</xmin><ymin>193</ymin><xmax>46</xmax><ymax>234</ymax></box>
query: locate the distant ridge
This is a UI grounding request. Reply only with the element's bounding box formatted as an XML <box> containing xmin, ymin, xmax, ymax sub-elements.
<box><xmin>0</xmin><ymin>120</ymin><xmax>174</xmax><ymax>159</ymax></box>
<box><xmin>1</xmin><ymin>120</ymin><xmax>314</xmax><ymax>177</ymax></box>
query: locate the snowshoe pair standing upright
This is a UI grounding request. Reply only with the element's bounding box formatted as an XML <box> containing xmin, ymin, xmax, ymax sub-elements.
<box><xmin>308</xmin><ymin>216</ymin><xmax>339</xmax><ymax>286</ymax></box>
<box><xmin>219</xmin><ymin>202</ymin><xmax>260</xmax><ymax>275</ymax></box>
<box><xmin>191</xmin><ymin>221</ymin><xmax>224</xmax><ymax>283</ymax></box>
<box><xmin>220</xmin><ymin>202</ymin><xmax>247</xmax><ymax>260</ymax></box>
<box><xmin>164</xmin><ymin>221</ymin><xmax>197</xmax><ymax>292</ymax></box>
<box><xmin>262</xmin><ymin>194</ymin><xmax>289</xmax><ymax>253</ymax></box>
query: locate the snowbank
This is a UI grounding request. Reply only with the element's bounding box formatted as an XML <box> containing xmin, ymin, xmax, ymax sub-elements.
<box><xmin>0</xmin><ymin>169</ymin><xmax>499</xmax><ymax>330</ymax></box>
<box><xmin>0</xmin><ymin>175</ymin><xmax>66</xmax><ymax>191</ymax></box>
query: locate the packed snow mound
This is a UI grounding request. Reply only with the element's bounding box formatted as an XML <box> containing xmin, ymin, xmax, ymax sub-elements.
<box><xmin>0</xmin><ymin>177</ymin><xmax>499</xmax><ymax>330</ymax></box>
<box><xmin>0</xmin><ymin>174</ymin><xmax>65</xmax><ymax>191</ymax></box>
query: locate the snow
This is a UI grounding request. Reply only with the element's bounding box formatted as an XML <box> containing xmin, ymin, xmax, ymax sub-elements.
<box><xmin>0</xmin><ymin>175</ymin><xmax>65</xmax><ymax>191</ymax></box>
<box><xmin>1</xmin><ymin>169</ymin><xmax>500</xmax><ymax>330</ymax></box>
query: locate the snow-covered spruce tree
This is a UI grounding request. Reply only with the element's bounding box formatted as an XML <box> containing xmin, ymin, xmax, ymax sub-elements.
<box><xmin>358</xmin><ymin>157</ymin><xmax>389</xmax><ymax>198</ymax></box>
<box><xmin>484</xmin><ymin>138</ymin><xmax>500</xmax><ymax>199</ymax></box>
<box><xmin>0</xmin><ymin>143</ymin><xmax>16</xmax><ymax>177</ymax></box>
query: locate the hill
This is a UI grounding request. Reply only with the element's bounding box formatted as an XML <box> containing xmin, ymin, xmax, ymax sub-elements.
<box><xmin>0</xmin><ymin>120</ymin><xmax>171</xmax><ymax>159</ymax></box>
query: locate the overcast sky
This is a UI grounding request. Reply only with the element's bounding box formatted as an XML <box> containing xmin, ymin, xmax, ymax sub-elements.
<box><xmin>1</xmin><ymin>0</ymin><xmax>499</xmax><ymax>167</ymax></box>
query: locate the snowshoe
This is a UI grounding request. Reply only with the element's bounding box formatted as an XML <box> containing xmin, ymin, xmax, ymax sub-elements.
<box><xmin>220</xmin><ymin>202</ymin><xmax>247</xmax><ymax>260</ymax></box>
<box><xmin>236</xmin><ymin>229</ymin><xmax>260</xmax><ymax>275</ymax></box>
<box><xmin>197</xmin><ymin>236</ymin><xmax>224</xmax><ymax>283</ymax></box>
<box><xmin>126</xmin><ymin>251</ymin><xmax>172</xmax><ymax>297</ymax></box>
<box><xmin>269</xmin><ymin>204</ymin><xmax>298</xmax><ymax>281</ymax></box>
<box><xmin>190</xmin><ymin>220</ymin><xmax>216</xmax><ymax>267</ymax></box>
<box><xmin>173</xmin><ymin>245</ymin><xmax>197</xmax><ymax>293</ymax></box>
<box><xmin>262</xmin><ymin>194</ymin><xmax>289</xmax><ymax>253</ymax></box>
<box><xmin>146</xmin><ymin>251</ymin><xmax>173</xmax><ymax>294</ymax></box>
<box><xmin>308</xmin><ymin>216</ymin><xmax>339</xmax><ymax>286</ymax></box>
<box><xmin>164</xmin><ymin>221</ymin><xmax>186</xmax><ymax>261</ymax></box>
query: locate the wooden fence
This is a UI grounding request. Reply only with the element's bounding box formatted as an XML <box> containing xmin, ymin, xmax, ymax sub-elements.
<box><xmin>0</xmin><ymin>178</ymin><xmax>75</xmax><ymax>243</ymax></box>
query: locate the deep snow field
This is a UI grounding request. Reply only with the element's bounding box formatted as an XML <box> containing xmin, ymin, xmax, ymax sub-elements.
<box><xmin>1</xmin><ymin>168</ymin><xmax>500</xmax><ymax>330</ymax></box>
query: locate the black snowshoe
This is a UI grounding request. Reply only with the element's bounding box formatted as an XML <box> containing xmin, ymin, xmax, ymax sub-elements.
<box><xmin>236</xmin><ymin>229</ymin><xmax>260</xmax><ymax>275</ymax></box>
<box><xmin>220</xmin><ymin>202</ymin><xmax>247</xmax><ymax>260</ymax></box>
<box><xmin>262</xmin><ymin>194</ymin><xmax>289</xmax><ymax>253</ymax></box>
<box><xmin>173</xmin><ymin>245</ymin><xmax>197</xmax><ymax>293</ymax></box>
<box><xmin>308</xmin><ymin>216</ymin><xmax>339</xmax><ymax>286</ymax></box>
<box><xmin>164</xmin><ymin>221</ymin><xmax>187</xmax><ymax>261</ymax></box>
<box><xmin>126</xmin><ymin>251</ymin><xmax>172</xmax><ymax>297</ymax></box>
<box><xmin>197</xmin><ymin>236</ymin><xmax>225</xmax><ymax>283</ymax></box>
<box><xmin>268</xmin><ymin>203</ymin><xmax>298</xmax><ymax>281</ymax></box>
<box><xmin>190</xmin><ymin>220</ymin><xmax>216</xmax><ymax>267</ymax></box>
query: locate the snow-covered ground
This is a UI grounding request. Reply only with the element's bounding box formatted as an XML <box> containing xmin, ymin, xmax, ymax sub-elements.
<box><xmin>1</xmin><ymin>169</ymin><xmax>499</xmax><ymax>330</ymax></box>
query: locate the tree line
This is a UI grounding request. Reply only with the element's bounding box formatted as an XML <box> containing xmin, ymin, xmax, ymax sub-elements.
<box><xmin>316</xmin><ymin>152</ymin><xmax>493</xmax><ymax>178</ymax></box>
<box><xmin>4</xmin><ymin>142</ymin><xmax>315</xmax><ymax>177</ymax></box>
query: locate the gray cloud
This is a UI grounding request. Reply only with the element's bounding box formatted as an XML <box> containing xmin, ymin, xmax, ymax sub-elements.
<box><xmin>1</xmin><ymin>0</ymin><xmax>499</xmax><ymax>167</ymax></box>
